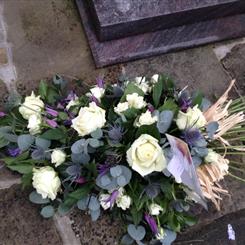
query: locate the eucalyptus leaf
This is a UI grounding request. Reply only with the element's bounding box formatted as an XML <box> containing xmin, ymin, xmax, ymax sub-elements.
<box><xmin>66</xmin><ymin>164</ymin><xmax>81</xmax><ymax>177</ymax></box>
<box><xmin>88</xmin><ymin>138</ymin><xmax>100</xmax><ymax>148</ymax></box>
<box><xmin>127</xmin><ymin>224</ymin><xmax>146</xmax><ymax>241</ymax></box>
<box><xmin>35</xmin><ymin>137</ymin><xmax>51</xmax><ymax>150</ymax></box>
<box><xmin>71</xmin><ymin>139</ymin><xmax>86</xmax><ymax>154</ymax></box>
<box><xmin>91</xmin><ymin>128</ymin><xmax>103</xmax><ymax>139</ymax></box>
<box><xmin>17</xmin><ymin>134</ymin><xmax>35</xmax><ymax>151</ymax></box>
<box><xmin>0</xmin><ymin>135</ymin><xmax>9</xmax><ymax>148</ymax></box>
<box><xmin>110</xmin><ymin>166</ymin><xmax>122</xmax><ymax>177</ymax></box>
<box><xmin>40</xmin><ymin>205</ymin><xmax>55</xmax><ymax>218</ymax></box>
<box><xmin>90</xmin><ymin>208</ymin><xmax>100</xmax><ymax>221</ymax></box>
<box><xmin>117</xmin><ymin>175</ymin><xmax>127</xmax><ymax>186</ymax></box>
<box><xmin>153</xmin><ymin>80</ymin><xmax>163</xmax><ymax>107</ymax></box>
<box><xmin>206</xmin><ymin>121</ymin><xmax>219</xmax><ymax>139</ymax></box>
<box><xmin>157</xmin><ymin>110</ymin><xmax>173</xmax><ymax>134</ymax></box>
<box><xmin>88</xmin><ymin>196</ymin><xmax>100</xmax><ymax>211</ymax></box>
<box><xmin>77</xmin><ymin>196</ymin><xmax>89</xmax><ymax>210</ymax></box>
<box><xmin>159</xmin><ymin>229</ymin><xmax>177</xmax><ymax>245</ymax></box>
<box><xmin>29</xmin><ymin>191</ymin><xmax>50</xmax><ymax>204</ymax></box>
<box><xmin>31</xmin><ymin>148</ymin><xmax>45</xmax><ymax>160</ymax></box>
<box><xmin>121</xmin><ymin>234</ymin><xmax>134</xmax><ymax>245</ymax></box>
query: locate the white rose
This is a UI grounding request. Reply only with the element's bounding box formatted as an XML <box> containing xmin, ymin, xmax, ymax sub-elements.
<box><xmin>66</xmin><ymin>96</ymin><xmax>79</xmax><ymax>110</ymax></box>
<box><xmin>149</xmin><ymin>203</ymin><xmax>163</xmax><ymax>215</ymax></box>
<box><xmin>71</xmin><ymin>102</ymin><xmax>106</xmax><ymax>136</ymax></box>
<box><xmin>99</xmin><ymin>194</ymin><xmax>111</xmax><ymax>210</ymax></box>
<box><xmin>205</xmin><ymin>149</ymin><xmax>219</xmax><ymax>163</ymax></box>
<box><xmin>135</xmin><ymin>110</ymin><xmax>158</xmax><ymax>127</ymax></box>
<box><xmin>87</xmin><ymin>87</ymin><xmax>105</xmax><ymax>101</ymax></box>
<box><xmin>114</xmin><ymin>102</ymin><xmax>129</xmax><ymax>115</ymax></box>
<box><xmin>19</xmin><ymin>91</ymin><xmax>44</xmax><ymax>120</ymax></box>
<box><xmin>176</xmin><ymin>105</ymin><xmax>207</xmax><ymax>130</ymax></box>
<box><xmin>127</xmin><ymin>134</ymin><xmax>167</xmax><ymax>177</ymax></box>
<box><xmin>27</xmin><ymin>114</ymin><xmax>42</xmax><ymax>135</ymax></box>
<box><xmin>116</xmin><ymin>195</ymin><xmax>131</xmax><ymax>210</ymax></box>
<box><xmin>126</xmin><ymin>93</ymin><xmax>146</xmax><ymax>109</ymax></box>
<box><xmin>32</xmin><ymin>166</ymin><xmax>61</xmax><ymax>200</ymax></box>
<box><xmin>51</xmin><ymin>149</ymin><xmax>66</xmax><ymax>167</ymax></box>
<box><xmin>135</xmin><ymin>76</ymin><xmax>146</xmax><ymax>84</ymax></box>
<box><xmin>135</xmin><ymin>77</ymin><xmax>150</xmax><ymax>93</ymax></box>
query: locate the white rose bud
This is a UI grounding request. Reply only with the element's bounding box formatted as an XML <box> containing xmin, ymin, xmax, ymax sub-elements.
<box><xmin>156</xmin><ymin>227</ymin><xmax>165</xmax><ymax>240</ymax></box>
<box><xmin>32</xmin><ymin>166</ymin><xmax>61</xmax><ymax>200</ymax></box>
<box><xmin>71</xmin><ymin>102</ymin><xmax>106</xmax><ymax>136</ymax></box>
<box><xmin>87</xmin><ymin>87</ymin><xmax>105</xmax><ymax>101</ymax></box>
<box><xmin>19</xmin><ymin>91</ymin><xmax>44</xmax><ymax>120</ymax></box>
<box><xmin>151</xmin><ymin>74</ymin><xmax>159</xmax><ymax>83</ymax></box>
<box><xmin>176</xmin><ymin>105</ymin><xmax>206</xmax><ymax>130</ymax></box>
<box><xmin>126</xmin><ymin>93</ymin><xmax>146</xmax><ymax>109</ymax></box>
<box><xmin>127</xmin><ymin>134</ymin><xmax>167</xmax><ymax>177</ymax></box>
<box><xmin>27</xmin><ymin>114</ymin><xmax>42</xmax><ymax>135</ymax></box>
<box><xmin>116</xmin><ymin>195</ymin><xmax>131</xmax><ymax>210</ymax></box>
<box><xmin>205</xmin><ymin>149</ymin><xmax>219</xmax><ymax>163</ymax></box>
<box><xmin>114</xmin><ymin>102</ymin><xmax>129</xmax><ymax>115</ymax></box>
<box><xmin>51</xmin><ymin>149</ymin><xmax>66</xmax><ymax>167</ymax></box>
<box><xmin>149</xmin><ymin>203</ymin><xmax>163</xmax><ymax>216</ymax></box>
<box><xmin>135</xmin><ymin>110</ymin><xmax>158</xmax><ymax>127</ymax></box>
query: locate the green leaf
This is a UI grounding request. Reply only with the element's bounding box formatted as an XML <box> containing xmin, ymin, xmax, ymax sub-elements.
<box><xmin>39</xmin><ymin>80</ymin><xmax>48</xmax><ymax>99</ymax></box>
<box><xmin>58</xmin><ymin>202</ymin><xmax>72</xmax><ymax>216</ymax></box>
<box><xmin>29</xmin><ymin>191</ymin><xmax>50</xmax><ymax>204</ymax></box>
<box><xmin>40</xmin><ymin>205</ymin><xmax>55</xmax><ymax>218</ymax></box>
<box><xmin>68</xmin><ymin>185</ymin><xmax>92</xmax><ymax>200</ymax></box>
<box><xmin>158</xmin><ymin>99</ymin><xmax>178</xmax><ymax>114</ymax></box>
<box><xmin>183</xmin><ymin>215</ymin><xmax>197</xmax><ymax>226</ymax></box>
<box><xmin>192</xmin><ymin>91</ymin><xmax>203</xmax><ymax>107</ymax></box>
<box><xmin>47</xmin><ymin>87</ymin><xmax>59</xmax><ymax>105</ymax></box>
<box><xmin>21</xmin><ymin>172</ymin><xmax>33</xmax><ymax>188</ymax></box>
<box><xmin>153</xmin><ymin>80</ymin><xmax>163</xmax><ymax>107</ymax></box>
<box><xmin>91</xmin><ymin>128</ymin><xmax>103</xmax><ymax>139</ymax></box>
<box><xmin>136</xmin><ymin>125</ymin><xmax>161</xmax><ymax>141</ymax></box>
<box><xmin>88</xmin><ymin>138</ymin><xmax>100</xmax><ymax>148</ymax></box>
<box><xmin>40</xmin><ymin>128</ymin><xmax>65</xmax><ymax>140</ymax></box>
<box><xmin>7</xmin><ymin>162</ymin><xmax>33</xmax><ymax>174</ymax></box>
<box><xmin>58</xmin><ymin>112</ymin><xmax>68</xmax><ymax>120</ymax></box>
<box><xmin>120</xmin><ymin>83</ymin><xmax>144</xmax><ymax>102</ymax></box>
<box><xmin>124</xmin><ymin>108</ymin><xmax>139</xmax><ymax>119</ymax></box>
<box><xmin>0</xmin><ymin>134</ymin><xmax>9</xmax><ymax>148</ymax></box>
<box><xmin>130</xmin><ymin>207</ymin><xmax>143</xmax><ymax>226</ymax></box>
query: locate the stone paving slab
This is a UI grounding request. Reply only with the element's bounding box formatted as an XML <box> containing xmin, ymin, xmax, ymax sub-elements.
<box><xmin>0</xmin><ymin>184</ymin><xmax>62</xmax><ymax>245</ymax></box>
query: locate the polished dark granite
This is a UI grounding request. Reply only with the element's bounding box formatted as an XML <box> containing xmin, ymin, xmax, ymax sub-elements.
<box><xmin>76</xmin><ymin>0</ymin><xmax>245</xmax><ymax>68</ymax></box>
<box><xmin>87</xmin><ymin>0</ymin><xmax>245</xmax><ymax>41</ymax></box>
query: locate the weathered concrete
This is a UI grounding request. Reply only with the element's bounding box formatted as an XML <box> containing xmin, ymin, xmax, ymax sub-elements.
<box><xmin>0</xmin><ymin>184</ymin><xmax>62</xmax><ymax>245</ymax></box>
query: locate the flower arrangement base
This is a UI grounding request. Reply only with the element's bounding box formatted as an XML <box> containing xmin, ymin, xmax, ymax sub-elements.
<box><xmin>76</xmin><ymin>0</ymin><xmax>245</xmax><ymax>67</ymax></box>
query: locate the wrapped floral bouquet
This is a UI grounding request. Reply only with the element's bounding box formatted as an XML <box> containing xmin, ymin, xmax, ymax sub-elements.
<box><xmin>0</xmin><ymin>74</ymin><xmax>244</xmax><ymax>245</ymax></box>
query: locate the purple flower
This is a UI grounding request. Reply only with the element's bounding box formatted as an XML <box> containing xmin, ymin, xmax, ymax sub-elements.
<box><xmin>46</xmin><ymin>118</ymin><xmax>58</xmax><ymax>128</ymax></box>
<box><xmin>108</xmin><ymin>124</ymin><xmax>124</xmax><ymax>142</ymax></box>
<box><xmin>0</xmin><ymin>112</ymin><xmax>6</xmax><ymax>117</ymax></box>
<box><xmin>66</xmin><ymin>91</ymin><xmax>77</xmax><ymax>102</ymax></box>
<box><xmin>74</xmin><ymin>176</ymin><xmax>86</xmax><ymax>184</ymax></box>
<box><xmin>148</xmin><ymin>104</ymin><xmax>155</xmax><ymax>113</ymax></box>
<box><xmin>105</xmin><ymin>190</ymin><xmax>119</xmax><ymax>208</ymax></box>
<box><xmin>57</xmin><ymin>103</ymin><xmax>65</xmax><ymax>109</ymax></box>
<box><xmin>46</xmin><ymin>106</ymin><xmax>59</xmax><ymax>117</ymax></box>
<box><xmin>7</xmin><ymin>148</ymin><xmax>21</xmax><ymax>157</ymax></box>
<box><xmin>145</xmin><ymin>214</ymin><xmax>158</xmax><ymax>235</ymax></box>
<box><xmin>97</xmin><ymin>163</ymin><xmax>111</xmax><ymax>177</ymax></box>
<box><xmin>178</xmin><ymin>91</ymin><xmax>192</xmax><ymax>112</ymax></box>
<box><xmin>64</xmin><ymin>119</ymin><xmax>72</xmax><ymax>126</ymax></box>
<box><xmin>182</xmin><ymin>128</ymin><xmax>203</xmax><ymax>147</ymax></box>
<box><xmin>96</xmin><ymin>77</ymin><xmax>104</xmax><ymax>88</ymax></box>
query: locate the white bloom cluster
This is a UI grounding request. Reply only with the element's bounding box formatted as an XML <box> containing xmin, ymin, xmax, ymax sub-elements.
<box><xmin>99</xmin><ymin>188</ymin><xmax>131</xmax><ymax>211</ymax></box>
<box><xmin>19</xmin><ymin>91</ymin><xmax>44</xmax><ymax>135</ymax></box>
<box><xmin>135</xmin><ymin>110</ymin><xmax>158</xmax><ymax>127</ymax></box>
<box><xmin>114</xmin><ymin>93</ymin><xmax>146</xmax><ymax>115</ymax></box>
<box><xmin>86</xmin><ymin>86</ymin><xmax>105</xmax><ymax>102</ymax></box>
<box><xmin>51</xmin><ymin>149</ymin><xmax>66</xmax><ymax>167</ymax></box>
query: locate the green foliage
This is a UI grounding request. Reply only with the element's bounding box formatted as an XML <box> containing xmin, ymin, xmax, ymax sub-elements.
<box><xmin>120</xmin><ymin>83</ymin><xmax>144</xmax><ymax>102</ymax></box>
<box><xmin>153</xmin><ymin>79</ymin><xmax>163</xmax><ymax>107</ymax></box>
<box><xmin>158</xmin><ymin>99</ymin><xmax>178</xmax><ymax>114</ymax></box>
<box><xmin>40</xmin><ymin>128</ymin><xmax>66</xmax><ymax>141</ymax></box>
<box><xmin>136</xmin><ymin>124</ymin><xmax>161</xmax><ymax>141</ymax></box>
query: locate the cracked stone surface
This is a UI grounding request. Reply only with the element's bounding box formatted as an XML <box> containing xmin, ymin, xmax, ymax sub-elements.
<box><xmin>0</xmin><ymin>184</ymin><xmax>62</xmax><ymax>245</ymax></box>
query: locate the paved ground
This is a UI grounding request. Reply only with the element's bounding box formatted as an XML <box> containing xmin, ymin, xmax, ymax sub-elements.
<box><xmin>0</xmin><ymin>0</ymin><xmax>244</xmax><ymax>245</ymax></box>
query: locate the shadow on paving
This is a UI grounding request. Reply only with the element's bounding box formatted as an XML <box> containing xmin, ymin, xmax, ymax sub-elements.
<box><xmin>174</xmin><ymin>209</ymin><xmax>245</xmax><ymax>245</ymax></box>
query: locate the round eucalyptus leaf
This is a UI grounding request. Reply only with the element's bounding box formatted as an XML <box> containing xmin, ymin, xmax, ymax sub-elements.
<box><xmin>66</xmin><ymin>164</ymin><xmax>81</xmax><ymax>176</ymax></box>
<box><xmin>160</xmin><ymin>229</ymin><xmax>177</xmax><ymax>245</ymax></box>
<box><xmin>35</xmin><ymin>137</ymin><xmax>51</xmax><ymax>150</ymax></box>
<box><xmin>40</xmin><ymin>205</ymin><xmax>55</xmax><ymax>218</ymax></box>
<box><xmin>88</xmin><ymin>196</ymin><xmax>100</xmax><ymax>211</ymax></box>
<box><xmin>100</xmin><ymin>175</ymin><xmax>111</xmax><ymax>186</ymax></box>
<box><xmin>90</xmin><ymin>208</ymin><xmax>100</xmax><ymax>221</ymax></box>
<box><xmin>110</xmin><ymin>166</ymin><xmax>122</xmax><ymax>177</ymax></box>
<box><xmin>117</xmin><ymin>175</ymin><xmax>127</xmax><ymax>187</ymax></box>
<box><xmin>91</xmin><ymin>128</ymin><xmax>103</xmax><ymax>139</ymax></box>
<box><xmin>77</xmin><ymin>196</ymin><xmax>89</xmax><ymax>210</ymax></box>
<box><xmin>127</xmin><ymin>224</ymin><xmax>146</xmax><ymax>241</ymax></box>
<box><xmin>88</xmin><ymin>138</ymin><xmax>100</xmax><ymax>148</ymax></box>
<box><xmin>71</xmin><ymin>139</ymin><xmax>86</xmax><ymax>154</ymax></box>
<box><xmin>31</xmin><ymin>148</ymin><xmax>45</xmax><ymax>160</ymax></box>
<box><xmin>17</xmin><ymin>134</ymin><xmax>35</xmax><ymax>151</ymax></box>
<box><xmin>121</xmin><ymin>234</ymin><xmax>134</xmax><ymax>245</ymax></box>
<box><xmin>29</xmin><ymin>191</ymin><xmax>50</xmax><ymax>204</ymax></box>
<box><xmin>58</xmin><ymin>203</ymin><xmax>71</xmax><ymax>216</ymax></box>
